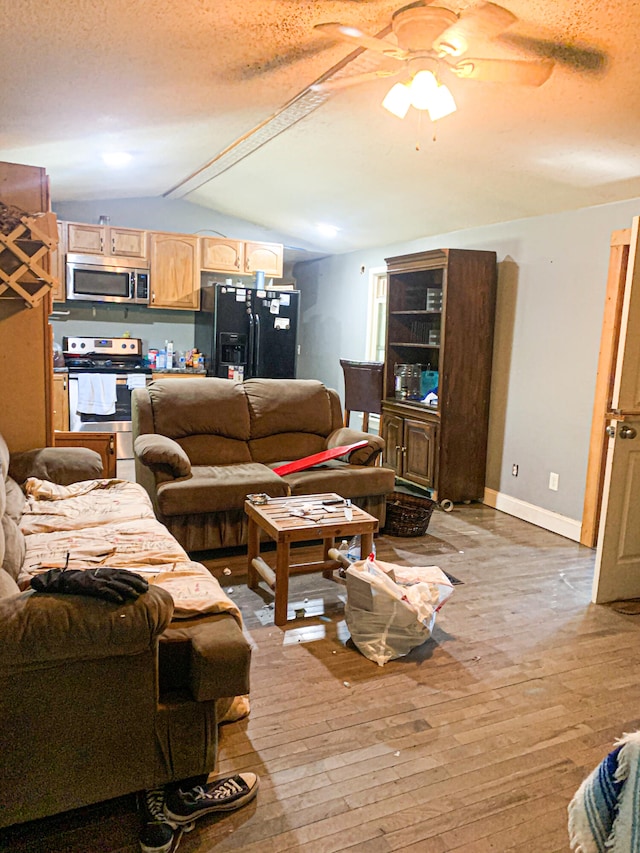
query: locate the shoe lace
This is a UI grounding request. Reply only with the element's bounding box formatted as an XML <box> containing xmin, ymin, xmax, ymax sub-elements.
<box><xmin>144</xmin><ymin>787</ymin><xmax>178</xmax><ymax>829</ymax></box>
<box><xmin>191</xmin><ymin>777</ymin><xmax>243</xmax><ymax>802</ymax></box>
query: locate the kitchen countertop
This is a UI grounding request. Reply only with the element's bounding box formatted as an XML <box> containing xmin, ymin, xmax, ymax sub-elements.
<box><xmin>151</xmin><ymin>368</ymin><xmax>207</xmax><ymax>374</ymax></box>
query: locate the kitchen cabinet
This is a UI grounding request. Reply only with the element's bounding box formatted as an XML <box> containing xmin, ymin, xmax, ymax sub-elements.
<box><xmin>200</xmin><ymin>238</ymin><xmax>244</xmax><ymax>274</ymax></box>
<box><xmin>244</xmin><ymin>241</ymin><xmax>283</xmax><ymax>277</ymax></box>
<box><xmin>381</xmin><ymin>248</ymin><xmax>497</xmax><ymax>504</ymax></box>
<box><xmin>53</xmin><ymin>431</ymin><xmax>117</xmax><ymax>477</ymax></box>
<box><xmin>66</xmin><ymin>222</ymin><xmax>147</xmax><ymax>259</ymax></box>
<box><xmin>52</xmin><ymin>373</ymin><xmax>69</xmax><ymax>432</ymax></box>
<box><xmin>148</xmin><ymin>232</ymin><xmax>200</xmax><ymax>310</ymax></box>
<box><xmin>201</xmin><ymin>237</ymin><xmax>283</xmax><ymax>278</ymax></box>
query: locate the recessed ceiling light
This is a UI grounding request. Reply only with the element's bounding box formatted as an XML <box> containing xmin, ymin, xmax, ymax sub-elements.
<box><xmin>101</xmin><ymin>151</ymin><xmax>132</xmax><ymax>168</ymax></box>
<box><xmin>317</xmin><ymin>223</ymin><xmax>339</xmax><ymax>238</ymax></box>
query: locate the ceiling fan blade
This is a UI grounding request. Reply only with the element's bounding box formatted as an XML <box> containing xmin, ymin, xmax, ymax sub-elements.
<box><xmin>451</xmin><ymin>57</ymin><xmax>554</xmax><ymax>86</ymax></box>
<box><xmin>498</xmin><ymin>33</ymin><xmax>608</xmax><ymax>75</ymax></box>
<box><xmin>314</xmin><ymin>21</ymin><xmax>408</xmax><ymax>60</ymax></box>
<box><xmin>434</xmin><ymin>2</ymin><xmax>517</xmax><ymax>57</ymax></box>
<box><xmin>310</xmin><ymin>69</ymin><xmax>401</xmax><ymax>92</ymax></box>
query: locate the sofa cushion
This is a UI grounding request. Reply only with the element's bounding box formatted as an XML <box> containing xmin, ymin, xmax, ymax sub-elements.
<box><xmin>0</xmin><ymin>568</ymin><xmax>20</xmax><ymax>599</ymax></box>
<box><xmin>245</xmin><ymin>379</ymin><xmax>334</xmax><ymax>440</ymax></box>
<box><xmin>157</xmin><ymin>463</ymin><xmax>289</xmax><ymax>516</ymax></box>
<box><xmin>177</xmin><ymin>435</ymin><xmax>251</xmax><ymax>467</ymax></box>
<box><xmin>147</xmin><ymin>378</ymin><xmax>250</xmax><ymax>442</ymax></box>
<box><xmin>1</xmin><ymin>515</ymin><xmax>26</xmax><ymax>581</ymax></box>
<box><xmin>4</xmin><ymin>477</ymin><xmax>26</xmax><ymax>522</ymax></box>
<box><xmin>250</xmin><ymin>432</ymin><xmax>327</xmax><ymax>465</ymax></box>
<box><xmin>283</xmin><ymin>460</ymin><xmax>395</xmax><ymax>500</ymax></box>
<box><xmin>134</xmin><ymin>435</ymin><xmax>192</xmax><ymax>478</ymax></box>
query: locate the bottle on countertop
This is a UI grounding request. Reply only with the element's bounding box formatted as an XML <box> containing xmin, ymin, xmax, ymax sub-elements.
<box><xmin>165</xmin><ymin>340</ymin><xmax>174</xmax><ymax>370</ymax></box>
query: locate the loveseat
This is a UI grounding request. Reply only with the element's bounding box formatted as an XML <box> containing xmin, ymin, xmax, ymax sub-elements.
<box><xmin>0</xmin><ymin>433</ymin><xmax>251</xmax><ymax>829</ymax></box>
<box><xmin>132</xmin><ymin>377</ymin><xmax>395</xmax><ymax>553</ymax></box>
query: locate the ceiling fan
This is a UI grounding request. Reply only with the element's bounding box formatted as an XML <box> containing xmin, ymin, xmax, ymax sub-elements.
<box><xmin>312</xmin><ymin>1</ymin><xmax>601</xmax><ymax>120</ymax></box>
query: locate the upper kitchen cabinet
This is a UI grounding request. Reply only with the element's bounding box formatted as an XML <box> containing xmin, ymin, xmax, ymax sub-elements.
<box><xmin>66</xmin><ymin>222</ymin><xmax>147</xmax><ymax>259</ymax></box>
<box><xmin>244</xmin><ymin>241</ymin><xmax>283</xmax><ymax>277</ymax></box>
<box><xmin>148</xmin><ymin>231</ymin><xmax>200</xmax><ymax>310</ymax></box>
<box><xmin>200</xmin><ymin>237</ymin><xmax>283</xmax><ymax>278</ymax></box>
<box><xmin>200</xmin><ymin>238</ymin><xmax>244</xmax><ymax>274</ymax></box>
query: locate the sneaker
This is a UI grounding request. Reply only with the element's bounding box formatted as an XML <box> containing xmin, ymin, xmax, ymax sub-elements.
<box><xmin>138</xmin><ymin>787</ymin><xmax>178</xmax><ymax>853</ymax></box>
<box><xmin>164</xmin><ymin>773</ymin><xmax>260</xmax><ymax>825</ymax></box>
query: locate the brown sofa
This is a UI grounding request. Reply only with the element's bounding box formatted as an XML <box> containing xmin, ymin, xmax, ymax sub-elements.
<box><xmin>0</xmin><ymin>433</ymin><xmax>251</xmax><ymax>829</ymax></box>
<box><xmin>132</xmin><ymin>377</ymin><xmax>395</xmax><ymax>553</ymax></box>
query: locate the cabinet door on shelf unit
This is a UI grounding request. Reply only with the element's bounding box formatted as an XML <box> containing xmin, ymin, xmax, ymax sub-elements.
<box><xmin>404</xmin><ymin>417</ymin><xmax>438</xmax><ymax>490</ymax></box>
<box><xmin>244</xmin><ymin>241</ymin><xmax>283</xmax><ymax>277</ymax></box>
<box><xmin>200</xmin><ymin>237</ymin><xmax>244</xmax><ymax>273</ymax></box>
<box><xmin>148</xmin><ymin>232</ymin><xmax>200</xmax><ymax>310</ymax></box>
<box><xmin>382</xmin><ymin>413</ymin><xmax>404</xmax><ymax>476</ymax></box>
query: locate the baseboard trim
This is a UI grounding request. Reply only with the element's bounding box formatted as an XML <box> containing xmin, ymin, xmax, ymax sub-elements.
<box><xmin>483</xmin><ymin>488</ymin><xmax>582</xmax><ymax>542</ymax></box>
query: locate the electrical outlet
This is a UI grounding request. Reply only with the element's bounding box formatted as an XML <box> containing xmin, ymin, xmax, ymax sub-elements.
<box><xmin>549</xmin><ymin>472</ymin><xmax>559</xmax><ymax>491</ymax></box>
<box><xmin>512</xmin><ymin>464</ymin><xmax>518</xmax><ymax>476</ymax></box>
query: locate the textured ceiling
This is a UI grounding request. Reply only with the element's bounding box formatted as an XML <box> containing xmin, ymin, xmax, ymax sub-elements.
<box><xmin>1</xmin><ymin>0</ymin><xmax>639</xmax><ymax>253</ymax></box>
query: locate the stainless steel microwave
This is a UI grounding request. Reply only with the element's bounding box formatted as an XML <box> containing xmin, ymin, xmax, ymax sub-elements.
<box><xmin>66</xmin><ymin>253</ymin><xmax>150</xmax><ymax>304</ymax></box>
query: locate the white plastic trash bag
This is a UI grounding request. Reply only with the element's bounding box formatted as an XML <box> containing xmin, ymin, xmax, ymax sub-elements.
<box><xmin>344</xmin><ymin>556</ymin><xmax>454</xmax><ymax>666</ymax></box>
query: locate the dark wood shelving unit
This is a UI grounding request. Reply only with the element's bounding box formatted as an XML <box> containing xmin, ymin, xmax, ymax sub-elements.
<box><xmin>381</xmin><ymin>248</ymin><xmax>497</xmax><ymax>504</ymax></box>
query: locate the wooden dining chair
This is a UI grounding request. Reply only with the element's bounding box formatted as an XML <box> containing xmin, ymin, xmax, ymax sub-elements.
<box><xmin>339</xmin><ymin>359</ymin><xmax>384</xmax><ymax>433</ymax></box>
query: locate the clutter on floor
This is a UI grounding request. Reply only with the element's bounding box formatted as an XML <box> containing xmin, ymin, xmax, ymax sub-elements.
<box><xmin>344</xmin><ymin>554</ymin><xmax>454</xmax><ymax>666</ymax></box>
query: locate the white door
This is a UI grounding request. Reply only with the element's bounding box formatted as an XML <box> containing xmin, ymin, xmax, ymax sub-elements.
<box><xmin>593</xmin><ymin>216</ymin><xmax>640</xmax><ymax>602</ymax></box>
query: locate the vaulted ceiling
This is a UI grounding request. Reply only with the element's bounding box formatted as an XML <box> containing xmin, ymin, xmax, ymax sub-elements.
<box><xmin>2</xmin><ymin>0</ymin><xmax>639</xmax><ymax>253</ymax></box>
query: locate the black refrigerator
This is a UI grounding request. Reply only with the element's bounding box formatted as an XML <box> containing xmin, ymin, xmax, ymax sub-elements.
<box><xmin>194</xmin><ymin>282</ymin><xmax>300</xmax><ymax>379</ymax></box>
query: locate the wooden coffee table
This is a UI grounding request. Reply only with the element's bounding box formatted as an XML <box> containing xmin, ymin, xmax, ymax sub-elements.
<box><xmin>245</xmin><ymin>493</ymin><xmax>379</xmax><ymax>626</ymax></box>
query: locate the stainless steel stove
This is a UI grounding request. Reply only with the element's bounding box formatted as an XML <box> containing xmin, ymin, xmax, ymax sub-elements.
<box><xmin>63</xmin><ymin>336</ymin><xmax>152</xmax><ymax>460</ymax></box>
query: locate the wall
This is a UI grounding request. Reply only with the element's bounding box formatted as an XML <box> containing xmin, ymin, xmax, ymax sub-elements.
<box><xmin>294</xmin><ymin>197</ymin><xmax>640</xmax><ymax>538</ymax></box>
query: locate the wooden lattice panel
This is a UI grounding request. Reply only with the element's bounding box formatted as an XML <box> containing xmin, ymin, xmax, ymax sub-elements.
<box><xmin>0</xmin><ymin>210</ymin><xmax>58</xmax><ymax>307</ymax></box>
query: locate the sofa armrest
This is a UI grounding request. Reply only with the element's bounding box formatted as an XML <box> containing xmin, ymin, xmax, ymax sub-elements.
<box><xmin>160</xmin><ymin>616</ymin><xmax>251</xmax><ymax>702</ymax></box>
<box><xmin>134</xmin><ymin>435</ymin><xmax>191</xmax><ymax>479</ymax></box>
<box><xmin>326</xmin><ymin>427</ymin><xmax>384</xmax><ymax>466</ymax></box>
<box><xmin>9</xmin><ymin>447</ymin><xmax>103</xmax><ymax>486</ymax></box>
<box><xmin>0</xmin><ymin>585</ymin><xmax>174</xmax><ymax>673</ymax></box>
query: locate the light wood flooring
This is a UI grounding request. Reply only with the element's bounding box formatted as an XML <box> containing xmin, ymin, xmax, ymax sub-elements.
<box><xmin>4</xmin><ymin>503</ymin><xmax>640</xmax><ymax>853</ymax></box>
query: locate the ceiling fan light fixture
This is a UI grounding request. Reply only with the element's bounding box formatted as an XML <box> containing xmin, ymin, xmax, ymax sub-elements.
<box><xmin>382</xmin><ymin>82</ymin><xmax>411</xmax><ymax>119</ymax></box>
<box><xmin>408</xmin><ymin>70</ymin><xmax>439</xmax><ymax>110</ymax></box>
<box><xmin>426</xmin><ymin>83</ymin><xmax>457</xmax><ymax>121</ymax></box>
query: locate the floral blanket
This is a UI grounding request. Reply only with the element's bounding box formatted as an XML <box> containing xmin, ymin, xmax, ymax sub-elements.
<box><xmin>19</xmin><ymin>477</ymin><xmax>240</xmax><ymax>624</ymax></box>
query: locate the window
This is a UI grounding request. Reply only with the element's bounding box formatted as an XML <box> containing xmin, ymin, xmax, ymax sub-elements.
<box><xmin>366</xmin><ymin>268</ymin><xmax>387</xmax><ymax>362</ymax></box>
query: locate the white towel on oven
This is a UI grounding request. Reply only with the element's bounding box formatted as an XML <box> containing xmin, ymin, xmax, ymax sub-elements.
<box><xmin>76</xmin><ymin>374</ymin><xmax>117</xmax><ymax>415</ymax></box>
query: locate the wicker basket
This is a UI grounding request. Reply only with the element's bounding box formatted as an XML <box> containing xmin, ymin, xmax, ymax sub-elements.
<box><xmin>383</xmin><ymin>491</ymin><xmax>437</xmax><ymax>537</ymax></box>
